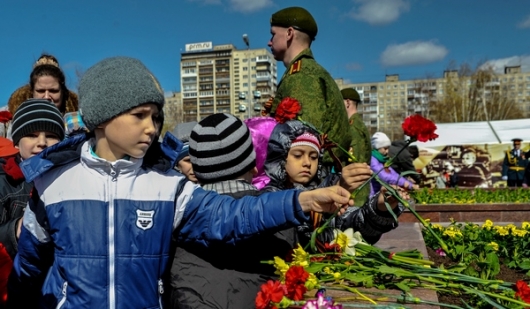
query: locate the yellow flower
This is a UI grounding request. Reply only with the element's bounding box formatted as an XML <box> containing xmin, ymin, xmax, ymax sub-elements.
<box><xmin>488</xmin><ymin>242</ymin><xmax>499</xmax><ymax>251</ymax></box>
<box><xmin>305</xmin><ymin>273</ymin><xmax>319</xmax><ymax>290</ymax></box>
<box><xmin>432</xmin><ymin>224</ymin><xmax>444</xmax><ymax>231</ymax></box>
<box><xmin>323</xmin><ymin>267</ymin><xmax>333</xmax><ymax>274</ymax></box>
<box><xmin>330</xmin><ymin>228</ymin><xmax>365</xmax><ymax>256</ymax></box>
<box><xmin>292</xmin><ymin>244</ymin><xmax>309</xmax><ymax>267</ymax></box>
<box><xmin>506</xmin><ymin>224</ymin><xmax>517</xmax><ymax>232</ymax></box>
<box><xmin>443</xmin><ymin>226</ymin><xmax>462</xmax><ymax>238</ymax></box>
<box><xmin>494</xmin><ymin>226</ymin><xmax>509</xmax><ymax>236</ymax></box>
<box><xmin>482</xmin><ymin>220</ymin><xmax>493</xmax><ymax>230</ymax></box>
<box><xmin>522</xmin><ymin>222</ymin><xmax>530</xmax><ymax>230</ymax></box>
<box><xmin>512</xmin><ymin>229</ymin><xmax>528</xmax><ymax>237</ymax></box>
<box><xmin>273</xmin><ymin>256</ymin><xmax>289</xmax><ymax>279</ymax></box>
<box><xmin>333</xmin><ymin>272</ymin><xmax>342</xmax><ymax>281</ymax></box>
<box><xmin>443</xmin><ymin>230</ymin><xmax>456</xmax><ymax>238</ymax></box>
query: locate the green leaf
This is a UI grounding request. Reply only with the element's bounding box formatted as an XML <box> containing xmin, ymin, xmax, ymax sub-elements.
<box><xmin>518</xmin><ymin>259</ymin><xmax>530</xmax><ymax>270</ymax></box>
<box><xmin>394</xmin><ymin>282</ymin><xmax>411</xmax><ymax>292</ymax></box>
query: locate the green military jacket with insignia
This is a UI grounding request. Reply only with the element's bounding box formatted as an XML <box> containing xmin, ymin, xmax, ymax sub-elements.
<box><xmin>348</xmin><ymin>113</ymin><xmax>372</xmax><ymax>206</ymax></box>
<box><xmin>271</xmin><ymin>48</ymin><xmax>352</xmax><ymax>164</ymax></box>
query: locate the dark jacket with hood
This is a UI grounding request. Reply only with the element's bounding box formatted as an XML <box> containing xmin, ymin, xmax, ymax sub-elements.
<box><xmin>263</xmin><ymin>120</ymin><xmax>404</xmax><ymax>245</ymax></box>
<box><xmin>0</xmin><ymin>155</ymin><xmax>33</xmax><ymax>259</ymax></box>
<box><xmin>170</xmin><ymin>180</ymin><xmax>294</xmax><ymax>309</ymax></box>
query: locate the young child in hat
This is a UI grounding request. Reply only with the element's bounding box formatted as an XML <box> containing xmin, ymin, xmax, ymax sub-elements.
<box><xmin>171</xmin><ymin>113</ymin><xmax>294</xmax><ymax>309</ymax></box>
<box><xmin>0</xmin><ymin>99</ymin><xmax>65</xmax><ymax>259</ymax></box>
<box><xmin>263</xmin><ymin>120</ymin><xmax>407</xmax><ymax>246</ymax></box>
<box><xmin>171</xmin><ymin>121</ymin><xmax>198</xmax><ymax>183</ymax></box>
<box><xmin>0</xmin><ymin>99</ymin><xmax>64</xmax><ymax>308</ymax></box>
<box><xmin>370</xmin><ymin>132</ymin><xmax>418</xmax><ymax>195</ymax></box>
<box><xmin>12</xmin><ymin>57</ymin><xmax>352</xmax><ymax>309</ymax></box>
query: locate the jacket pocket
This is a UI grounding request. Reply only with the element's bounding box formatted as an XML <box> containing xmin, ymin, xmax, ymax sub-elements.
<box><xmin>56</xmin><ymin>281</ymin><xmax>68</xmax><ymax>309</ymax></box>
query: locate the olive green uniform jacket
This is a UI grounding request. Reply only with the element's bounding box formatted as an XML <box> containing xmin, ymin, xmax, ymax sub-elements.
<box><xmin>271</xmin><ymin>48</ymin><xmax>352</xmax><ymax>164</ymax></box>
<box><xmin>348</xmin><ymin>113</ymin><xmax>371</xmax><ymax>206</ymax></box>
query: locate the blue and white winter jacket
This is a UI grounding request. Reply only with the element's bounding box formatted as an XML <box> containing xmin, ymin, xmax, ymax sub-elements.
<box><xmin>13</xmin><ymin>134</ymin><xmax>309</xmax><ymax>309</ymax></box>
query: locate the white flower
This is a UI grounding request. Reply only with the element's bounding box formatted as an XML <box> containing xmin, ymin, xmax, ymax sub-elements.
<box><xmin>330</xmin><ymin>228</ymin><xmax>365</xmax><ymax>256</ymax></box>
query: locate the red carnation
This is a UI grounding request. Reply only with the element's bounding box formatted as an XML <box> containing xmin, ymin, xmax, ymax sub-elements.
<box><xmin>401</xmin><ymin>114</ymin><xmax>438</xmax><ymax>142</ymax></box>
<box><xmin>514</xmin><ymin>280</ymin><xmax>530</xmax><ymax>304</ymax></box>
<box><xmin>0</xmin><ymin>111</ymin><xmax>12</xmax><ymax>124</ymax></box>
<box><xmin>274</xmin><ymin>97</ymin><xmax>301</xmax><ymax>124</ymax></box>
<box><xmin>255</xmin><ymin>280</ymin><xmax>284</xmax><ymax>309</ymax></box>
<box><xmin>0</xmin><ymin>243</ymin><xmax>13</xmax><ymax>305</ymax></box>
<box><xmin>285</xmin><ymin>266</ymin><xmax>309</xmax><ymax>300</ymax></box>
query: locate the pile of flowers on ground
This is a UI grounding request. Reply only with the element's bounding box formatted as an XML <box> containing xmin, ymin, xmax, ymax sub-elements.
<box><xmin>256</xmin><ymin>228</ymin><xmax>530</xmax><ymax>309</ymax></box>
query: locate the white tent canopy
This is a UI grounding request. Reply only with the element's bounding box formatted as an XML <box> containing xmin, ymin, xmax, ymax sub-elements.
<box><xmin>412</xmin><ymin>118</ymin><xmax>530</xmax><ymax>147</ymax></box>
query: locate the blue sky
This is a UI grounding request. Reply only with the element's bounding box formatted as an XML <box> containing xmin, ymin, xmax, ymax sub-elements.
<box><xmin>1</xmin><ymin>0</ymin><xmax>529</xmax><ymax>108</ymax></box>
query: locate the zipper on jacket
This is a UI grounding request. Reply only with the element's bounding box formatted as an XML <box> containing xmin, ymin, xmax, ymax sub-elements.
<box><xmin>56</xmin><ymin>281</ymin><xmax>68</xmax><ymax>309</ymax></box>
<box><xmin>158</xmin><ymin>279</ymin><xmax>164</xmax><ymax>308</ymax></box>
<box><xmin>108</xmin><ymin>163</ymin><xmax>117</xmax><ymax>309</ymax></box>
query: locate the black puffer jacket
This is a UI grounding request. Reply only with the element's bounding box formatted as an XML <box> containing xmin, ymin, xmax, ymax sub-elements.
<box><xmin>262</xmin><ymin>120</ymin><xmax>404</xmax><ymax>245</ymax></box>
<box><xmin>170</xmin><ymin>184</ymin><xmax>294</xmax><ymax>309</ymax></box>
<box><xmin>0</xmin><ymin>155</ymin><xmax>32</xmax><ymax>259</ymax></box>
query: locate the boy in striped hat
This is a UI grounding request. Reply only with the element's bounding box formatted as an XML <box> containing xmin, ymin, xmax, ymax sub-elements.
<box><xmin>170</xmin><ymin>113</ymin><xmax>293</xmax><ymax>308</ymax></box>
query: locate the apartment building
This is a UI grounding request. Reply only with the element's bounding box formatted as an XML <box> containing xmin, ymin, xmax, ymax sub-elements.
<box><xmin>337</xmin><ymin>65</ymin><xmax>530</xmax><ymax>140</ymax></box>
<box><xmin>180</xmin><ymin>42</ymin><xmax>277</xmax><ymax>123</ymax></box>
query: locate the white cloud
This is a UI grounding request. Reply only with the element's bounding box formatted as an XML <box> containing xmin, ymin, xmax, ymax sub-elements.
<box><xmin>229</xmin><ymin>0</ymin><xmax>273</xmax><ymax>13</ymax></box>
<box><xmin>517</xmin><ymin>15</ymin><xmax>530</xmax><ymax>29</ymax></box>
<box><xmin>348</xmin><ymin>0</ymin><xmax>410</xmax><ymax>26</ymax></box>
<box><xmin>480</xmin><ymin>55</ymin><xmax>530</xmax><ymax>74</ymax></box>
<box><xmin>380</xmin><ymin>41</ymin><xmax>448</xmax><ymax>66</ymax></box>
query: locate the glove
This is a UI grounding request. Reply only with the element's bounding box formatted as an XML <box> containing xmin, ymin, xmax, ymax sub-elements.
<box><xmin>501</xmin><ymin>176</ymin><xmax>508</xmax><ymax>181</ymax></box>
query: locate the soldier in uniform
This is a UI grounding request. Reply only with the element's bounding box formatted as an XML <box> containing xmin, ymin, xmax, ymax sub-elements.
<box><xmin>341</xmin><ymin>88</ymin><xmax>371</xmax><ymax>205</ymax></box>
<box><xmin>264</xmin><ymin>6</ymin><xmax>352</xmax><ymax>166</ymax></box>
<box><xmin>502</xmin><ymin>138</ymin><xmax>528</xmax><ymax>187</ymax></box>
<box><xmin>457</xmin><ymin>148</ymin><xmax>488</xmax><ymax>188</ymax></box>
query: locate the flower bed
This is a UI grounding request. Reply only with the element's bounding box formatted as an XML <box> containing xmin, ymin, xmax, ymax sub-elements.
<box><xmin>399</xmin><ymin>188</ymin><xmax>530</xmax><ymax>222</ymax></box>
<box><xmin>399</xmin><ymin>203</ymin><xmax>530</xmax><ymax>223</ymax></box>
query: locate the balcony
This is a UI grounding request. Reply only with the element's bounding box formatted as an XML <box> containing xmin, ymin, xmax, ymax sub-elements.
<box><xmin>256</xmin><ymin>74</ymin><xmax>271</xmax><ymax>82</ymax></box>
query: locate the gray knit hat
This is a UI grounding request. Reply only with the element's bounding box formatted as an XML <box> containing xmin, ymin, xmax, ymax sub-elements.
<box><xmin>189</xmin><ymin>113</ymin><xmax>256</xmax><ymax>183</ymax></box>
<box><xmin>11</xmin><ymin>99</ymin><xmax>65</xmax><ymax>146</ymax></box>
<box><xmin>78</xmin><ymin>56</ymin><xmax>165</xmax><ymax>131</ymax></box>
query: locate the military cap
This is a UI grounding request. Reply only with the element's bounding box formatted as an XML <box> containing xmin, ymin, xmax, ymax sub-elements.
<box><xmin>512</xmin><ymin>138</ymin><xmax>522</xmax><ymax>145</ymax></box>
<box><xmin>341</xmin><ymin>88</ymin><xmax>361</xmax><ymax>102</ymax></box>
<box><xmin>270</xmin><ymin>7</ymin><xmax>318</xmax><ymax>40</ymax></box>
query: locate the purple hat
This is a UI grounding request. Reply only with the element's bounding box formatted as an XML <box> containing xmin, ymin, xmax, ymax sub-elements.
<box><xmin>244</xmin><ymin>116</ymin><xmax>278</xmax><ymax>190</ymax></box>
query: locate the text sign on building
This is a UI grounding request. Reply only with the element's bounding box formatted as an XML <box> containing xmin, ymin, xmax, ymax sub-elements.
<box><xmin>185</xmin><ymin>42</ymin><xmax>213</xmax><ymax>52</ymax></box>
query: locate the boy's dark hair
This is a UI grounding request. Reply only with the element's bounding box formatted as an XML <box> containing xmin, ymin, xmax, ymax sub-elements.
<box><xmin>189</xmin><ymin>113</ymin><xmax>256</xmax><ymax>183</ymax></box>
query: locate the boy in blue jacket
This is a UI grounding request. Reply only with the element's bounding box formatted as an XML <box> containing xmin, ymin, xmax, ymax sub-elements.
<box><xmin>11</xmin><ymin>57</ymin><xmax>352</xmax><ymax>309</ymax></box>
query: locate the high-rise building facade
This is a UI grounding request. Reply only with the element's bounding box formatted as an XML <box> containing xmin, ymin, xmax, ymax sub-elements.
<box><xmin>336</xmin><ymin>66</ymin><xmax>530</xmax><ymax>140</ymax></box>
<box><xmin>180</xmin><ymin>42</ymin><xmax>277</xmax><ymax>122</ymax></box>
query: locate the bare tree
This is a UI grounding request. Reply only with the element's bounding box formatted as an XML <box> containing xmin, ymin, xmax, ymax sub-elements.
<box><xmin>161</xmin><ymin>94</ymin><xmax>183</xmax><ymax>137</ymax></box>
<box><xmin>428</xmin><ymin>61</ymin><xmax>523</xmax><ymax>123</ymax></box>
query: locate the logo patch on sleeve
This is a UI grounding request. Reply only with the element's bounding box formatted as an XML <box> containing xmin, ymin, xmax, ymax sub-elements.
<box><xmin>136</xmin><ymin>210</ymin><xmax>155</xmax><ymax>230</ymax></box>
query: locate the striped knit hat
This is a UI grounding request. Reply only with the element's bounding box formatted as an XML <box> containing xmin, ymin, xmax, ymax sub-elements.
<box><xmin>11</xmin><ymin>99</ymin><xmax>65</xmax><ymax>146</ymax></box>
<box><xmin>189</xmin><ymin>113</ymin><xmax>256</xmax><ymax>183</ymax></box>
<box><xmin>291</xmin><ymin>132</ymin><xmax>321</xmax><ymax>153</ymax></box>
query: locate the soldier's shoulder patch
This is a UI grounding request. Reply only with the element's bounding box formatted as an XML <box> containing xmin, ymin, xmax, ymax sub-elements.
<box><xmin>289</xmin><ymin>60</ymin><xmax>302</xmax><ymax>75</ymax></box>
